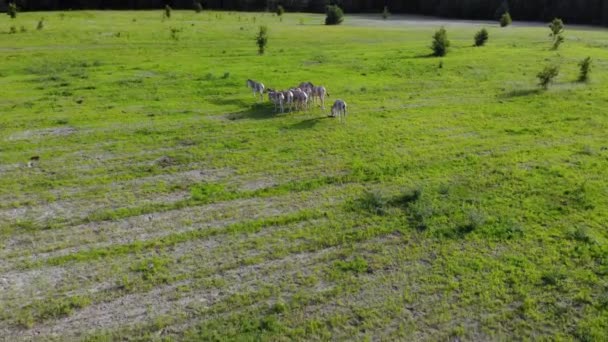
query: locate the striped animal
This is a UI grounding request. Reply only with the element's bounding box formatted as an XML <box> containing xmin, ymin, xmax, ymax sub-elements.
<box><xmin>311</xmin><ymin>86</ymin><xmax>328</xmax><ymax>109</ymax></box>
<box><xmin>282</xmin><ymin>90</ymin><xmax>294</xmax><ymax>112</ymax></box>
<box><xmin>246</xmin><ymin>79</ymin><xmax>265</xmax><ymax>101</ymax></box>
<box><xmin>267</xmin><ymin>89</ymin><xmax>285</xmax><ymax>113</ymax></box>
<box><xmin>330</xmin><ymin>99</ymin><xmax>347</xmax><ymax>121</ymax></box>
<box><xmin>292</xmin><ymin>88</ymin><xmax>309</xmax><ymax>111</ymax></box>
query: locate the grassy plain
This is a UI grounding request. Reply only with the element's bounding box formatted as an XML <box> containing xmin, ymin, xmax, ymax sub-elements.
<box><xmin>1</xmin><ymin>10</ymin><xmax>608</xmax><ymax>341</ymax></box>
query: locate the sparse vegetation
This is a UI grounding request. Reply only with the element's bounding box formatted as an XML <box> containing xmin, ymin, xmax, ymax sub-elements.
<box><xmin>549</xmin><ymin>18</ymin><xmax>565</xmax><ymax>49</ymax></box>
<box><xmin>325</xmin><ymin>5</ymin><xmax>344</xmax><ymax>25</ymax></box>
<box><xmin>537</xmin><ymin>65</ymin><xmax>560</xmax><ymax>89</ymax></box>
<box><xmin>500</xmin><ymin>12</ymin><xmax>512</xmax><ymax>27</ymax></box>
<box><xmin>474</xmin><ymin>28</ymin><xmax>489</xmax><ymax>46</ymax></box>
<box><xmin>169</xmin><ymin>27</ymin><xmax>182</xmax><ymax>41</ymax></box>
<box><xmin>256</xmin><ymin>25</ymin><xmax>268</xmax><ymax>54</ymax></box>
<box><xmin>7</xmin><ymin>2</ymin><xmax>17</xmax><ymax>19</ymax></box>
<box><xmin>578</xmin><ymin>56</ymin><xmax>592</xmax><ymax>82</ymax></box>
<box><xmin>382</xmin><ymin>6</ymin><xmax>390</xmax><ymax>20</ymax></box>
<box><xmin>431</xmin><ymin>27</ymin><xmax>450</xmax><ymax>56</ymax></box>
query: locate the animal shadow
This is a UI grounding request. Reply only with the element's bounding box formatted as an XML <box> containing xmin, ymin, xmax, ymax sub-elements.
<box><xmin>288</xmin><ymin>116</ymin><xmax>332</xmax><ymax>130</ymax></box>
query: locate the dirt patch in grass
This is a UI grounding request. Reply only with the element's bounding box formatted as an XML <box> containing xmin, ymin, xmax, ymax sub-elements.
<box><xmin>6</xmin><ymin>127</ymin><xmax>78</xmax><ymax>141</ymax></box>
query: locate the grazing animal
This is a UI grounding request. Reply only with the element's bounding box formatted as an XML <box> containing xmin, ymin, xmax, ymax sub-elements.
<box><xmin>246</xmin><ymin>79</ymin><xmax>265</xmax><ymax>101</ymax></box>
<box><xmin>282</xmin><ymin>90</ymin><xmax>294</xmax><ymax>112</ymax></box>
<box><xmin>330</xmin><ymin>99</ymin><xmax>347</xmax><ymax>121</ymax></box>
<box><xmin>292</xmin><ymin>89</ymin><xmax>309</xmax><ymax>111</ymax></box>
<box><xmin>267</xmin><ymin>89</ymin><xmax>285</xmax><ymax>113</ymax></box>
<box><xmin>311</xmin><ymin>86</ymin><xmax>328</xmax><ymax>109</ymax></box>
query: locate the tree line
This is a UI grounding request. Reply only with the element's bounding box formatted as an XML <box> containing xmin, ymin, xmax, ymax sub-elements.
<box><xmin>3</xmin><ymin>0</ymin><xmax>608</xmax><ymax>26</ymax></box>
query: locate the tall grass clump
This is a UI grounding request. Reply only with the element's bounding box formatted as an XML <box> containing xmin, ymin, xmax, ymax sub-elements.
<box><xmin>474</xmin><ymin>28</ymin><xmax>489</xmax><ymax>46</ymax></box>
<box><xmin>256</xmin><ymin>25</ymin><xmax>268</xmax><ymax>55</ymax></box>
<box><xmin>164</xmin><ymin>5</ymin><xmax>172</xmax><ymax>19</ymax></box>
<box><xmin>276</xmin><ymin>5</ymin><xmax>284</xmax><ymax>16</ymax></box>
<box><xmin>537</xmin><ymin>65</ymin><xmax>559</xmax><ymax>90</ymax></box>
<box><xmin>7</xmin><ymin>2</ymin><xmax>17</xmax><ymax>18</ymax></box>
<box><xmin>578</xmin><ymin>57</ymin><xmax>592</xmax><ymax>82</ymax></box>
<box><xmin>325</xmin><ymin>5</ymin><xmax>344</xmax><ymax>25</ymax></box>
<box><xmin>500</xmin><ymin>12</ymin><xmax>512</xmax><ymax>27</ymax></box>
<box><xmin>549</xmin><ymin>18</ymin><xmax>565</xmax><ymax>50</ymax></box>
<box><xmin>431</xmin><ymin>27</ymin><xmax>450</xmax><ymax>57</ymax></box>
<box><xmin>37</xmin><ymin>18</ymin><xmax>44</xmax><ymax>30</ymax></box>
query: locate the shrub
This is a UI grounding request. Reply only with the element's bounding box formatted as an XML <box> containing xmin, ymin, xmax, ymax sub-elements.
<box><xmin>325</xmin><ymin>5</ymin><xmax>344</xmax><ymax>25</ymax></box>
<box><xmin>256</xmin><ymin>25</ymin><xmax>268</xmax><ymax>55</ymax></box>
<box><xmin>194</xmin><ymin>1</ymin><xmax>203</xmax><ymax>13</ymax></box>
<box><xmin>7</xmin><ymin>2</ymin><xmax>17</xmax><ymax>19</ymax></box>
<box><xmin>9</xmin><ymin>25</ymin><xmax>17</xmax><ymax>34</ymax></box>
<box><xmin>474</xmin><ymin>28</ymin><xmax>489</xmax><ymax>46</ymax></box>
<box><xmin>548</xmin><ymin>18</ymin><xmax>565</xmax><ymax>50</ymax></box>
<box><xmin>164</xmin><ymin>5</ymin><xmax>172</xmax><ymax>19</ymax></box>
<box><xmin>578</xmin><ymin>57</ymin><xmax>592</xmax><ymax>82</ymax></box>
<box><xmin>276</xmin><ymin>5</ymin><xmax>284</xmax><ymax>16</ymax></box>
<box><xmin>20</xmin><ymin>26</ymin><xmax>26</xmax><ymax>33</ymax></box>
<box><xmin>500</xmin><ymin>12</ymin><xmax>512</xmax><ymax>27</ymax></box>
<box><xmin>537</xmin><ymin>65</ymin><xmax>559</xmax><ymax>90</ymax></box>
<box><xmin>431</xmin><ymin>27</ymin><xmax>450</xmax><ymax>57</ymax></box>
<box><xmin>37</xmin><ymin>18</ymin><xmax>44</xmax><ymax>30</ymax></box>
<box><xmin>382</xmin><ymin>6</ymin><xmax>390</xmax><ymax>20</ymax></box>
<box><xmin>169</xmin><ymin>27</ymin><xmax>182</xmax><ymax>41</ymax></box>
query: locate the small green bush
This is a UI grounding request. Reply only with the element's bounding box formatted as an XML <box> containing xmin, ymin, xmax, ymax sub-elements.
<box><xmin>20</xmin><ymin>26</ymin><xmax>27</xmax><ymax>33</ymax></box>
<box><xmin>474</xmin><ymin>28</ymin><xmax>489</xmax><ymax>46</ymax></box>
<box><xmin>169</xmin><ymin>27</ymin><xmax>182</xmax><ymax>41</ymax></box>
<box><xmin>537</xmin><ymin>65</ymin><xmax>559</xmax><ymax>90</ymax></box>
<box><xmin>431</xmin><ymin>27</ymin><xmax>450</xmax><ymax>57</ymax></box>
<box><xmin>549</xmin><ymin>18</ymin><xmax>565</xmax><ymax>50</ymax></box>
<box><xmin>164</xmin><ymin>5</ymin><xmax>172</xmax><ymax>19</ymax></box>
<box><xmin>256</xmin><ymin>25</ymin><xmax>268</xmax><ymax>55</ymax></box>
<box><xmin>578</xmin><ymin>57</ymin><xmax>592</xmax><ymax>82</ymax></box>
<box><xmin>276</xmin><ymin>5</ymin><xmax>284</xmax><ymax>16</ymax></box>
<box><xmin>9</xmin><ymin>25</ymin><xmax>17</xmax><ymax>34</ymax></box>
<box><xmin>500</xmin><ymin>12</ymin><xmax>512</xmax><ymax>27</ymax></box>
<box><xmin>382</xmin><ymin>6</ymin><xmax>390</xmax><ymax>20</ymax></box>
<box><xmin>325</xmin><ymin>5</ymin><xmax>344</xmax><ymax>25</ymax></box>
<box><xmin>7</xmin><ymin>2</ymin><xmax>17</xmax><ymax>19</ymax></box>
<box><xmin>37</xmin><ymin>18</ymin><xmax>44</xmax><ymax>30</ymax></box>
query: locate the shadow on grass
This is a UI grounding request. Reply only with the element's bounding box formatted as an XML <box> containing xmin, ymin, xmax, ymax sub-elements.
<box><xmin>225</xmin><ymin>103</ymin><xmax>279</xmax><ymax>120</ymax></box>
<box><xmin>500</xmin><ymin>88</ymin><xmax>542</xmax><ymax>98</ymax></box>
<box><xmin>288</xmin><ymin>116</ymin><xmax>332</xmax><ymax>130</ymax></box>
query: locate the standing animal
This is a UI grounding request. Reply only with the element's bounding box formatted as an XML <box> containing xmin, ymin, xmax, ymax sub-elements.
<box><xmin>267</xmin><ymin>89</ymin><xmax>285</xmax><ymax>113</ymax></box>
<box><xmin>311</xmin><ymin>86</ymin><xmax>328</xmax><ymax>109</ymax></box>
<box><xmin>282</xmin><ymin>90</ymin><xmax>294</xmax><ymax>112</ymax></box>
<box><xmin>292</xmin><ymin>89</ymin><xmax>309</xmax><ymax>111</ymax></box>
<box><xmin>246</xmin><ymin>79</ymin><xmax>265</xmax><ymax>101</ymax></box>
<box><xmin>330</xmin><ymin>99</ymin><xmax>347</xmax><ymax>121</ymax></box>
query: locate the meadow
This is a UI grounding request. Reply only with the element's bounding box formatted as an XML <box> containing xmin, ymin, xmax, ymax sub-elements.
<box><xmin>1</xmin><ymin>10</ymin><xmax>608</xmax><ymax>341</ymax></box>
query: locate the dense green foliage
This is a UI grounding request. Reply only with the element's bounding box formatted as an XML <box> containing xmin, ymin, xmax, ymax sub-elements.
<box><xmin>474</xmin><ymin>28</ymin><xmax>489</xmax><ymax>46</ymax></box>
<box><xmin>256</xmin><ymin>25</ymin><xmax>268</xmax><ymax>54</ymax></box>
<box><xmin>537</xmin><ymin>65</ymin><xmax>560</xmax><ymax>89</ymax></box>
<box><xmin>549</xmin><ymin>18</ymin><xmax>565</xmax><ymax>50</ymax></box>
<box><xmin>431</xmin><ymin>27</ymin><xmax>450</xmax><ymax>56</ymax></box>
<box><xmin>1</xmin><ymin>10</ymin><xmax>608</xmax><ymax>341</ymax></box>
<box><xmin>500</xmin><ymin>12</ymin><xmax>512</xmax><ymax>27</ymax></box>
<box><xmin>325</xmin><ymin>5</ymin><xmax>344</xmax><ymax>25</ymax></box>
<box><xmin>578</xmin><ymin>56</ymin><xmax>592</xmax><ymax>82</ymax></box>
<box><xmin>6</xmin><ymin>0</ymin><xmax>608</xmax><ymax>26</ymax></box>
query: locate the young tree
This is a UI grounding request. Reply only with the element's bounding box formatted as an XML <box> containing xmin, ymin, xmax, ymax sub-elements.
<box><xmin>256</xmin><ymin>25</ymin><xmax>268</xmax><ymax>55</ymax></box>
<box><xmin>325</xmin><ymin>5</ymin><xmax>344</xmax><ymax>25</ymax></box>
<box><xmin>194</xmin><ymin>1</ymin><xmax>203</xmax><ymax>13</ymax></box>
<box><xmin>164</xmin><ymin>5</ymin><xmax>172</xmax><ymax>19</ymax></box>
<box><xmin>431</xmin><ymin>27</ymin><xmax>450</xmax><ymax>57</ymax></box>
<box><xmin>382</xmin><ymin>6</ymin><xmax>390</xmax><ymax>20</ymax></box>
<box><xmin>7</xmin><ymin>2</ymin><xmax>17</xmax><ymax>19</ymax></box>
<box><xmin>500</xmin><ymin>12</ymin><xmax>512</xmax><ymax>27</ymax></box>
<box><xmin>578</xmin><ymin>57</ymin><xmax>592</xmax><ymax>82</ymax></box>
<box><xmin>276</xmin><ymin>5</ymin><xmax>285</xmax><ymax>16</ymax></box>
<box><xmin>474</xmin><ymin>28</ymin><xmax>489</xmax><ymax>46</ymax></box>
<box><xmin>537</xmin><ymin>65</ymin><xmax>559</xmax><ymax>90</ymax></box>
<box><xmin>549</xmin><ymin>18</ymin><xmax>565</xmax><ymax>50</ymax></box>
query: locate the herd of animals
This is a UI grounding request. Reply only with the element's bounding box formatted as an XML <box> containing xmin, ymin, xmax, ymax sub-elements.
<box><xmin>246</xmin><ymin>79</ymin><xmax>348</xmax><ymax>121</ymax></box>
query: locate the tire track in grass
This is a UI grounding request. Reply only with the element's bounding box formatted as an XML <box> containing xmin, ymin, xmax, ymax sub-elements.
<box><xmin>1</xmin><ymin>183</ymin><xmax>356</xmax><ymax>263</ymax></box>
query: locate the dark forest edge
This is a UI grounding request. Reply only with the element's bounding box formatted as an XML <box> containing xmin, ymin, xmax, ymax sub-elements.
<box><xmin>2</xmin><ymin>0</ymin><xmax>608</xmax><ymax>26</ymax></box>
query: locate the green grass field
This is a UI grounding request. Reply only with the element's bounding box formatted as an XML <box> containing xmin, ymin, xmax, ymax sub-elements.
<box><xmin>1</xmin><ymin>10</ymin><xmax>608</xmax><ymax>341</ymax></box>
